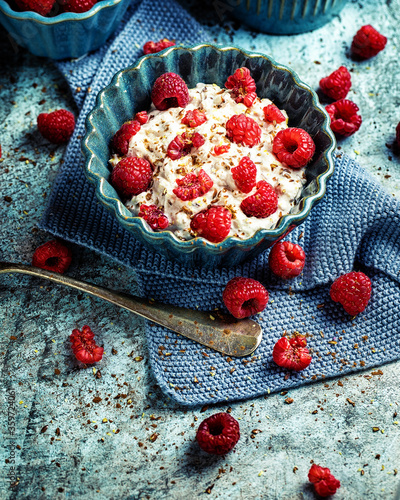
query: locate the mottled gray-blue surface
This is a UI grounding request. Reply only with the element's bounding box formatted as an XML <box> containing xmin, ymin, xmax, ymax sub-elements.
<box><xmin>1</xmin><ymin>0</ymin><xmax>400</xmax><ymax>498</ymax></box>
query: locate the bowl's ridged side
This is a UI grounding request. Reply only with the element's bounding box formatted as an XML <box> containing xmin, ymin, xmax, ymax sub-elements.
<box><xmin>229</xmin><ymin>0</ymin><xmax>349</xmax><ymax>34</ymax></box>
<box><xmin>82</xmin><ymin>44</ymin><xmax>335</xmax><ymax>267</ymax></box>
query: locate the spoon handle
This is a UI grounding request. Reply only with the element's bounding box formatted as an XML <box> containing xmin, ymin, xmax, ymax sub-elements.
<box><xmin>0</xmin><ymin>262</ymin><xmax>262</xmax><ymax>357</ymax></box>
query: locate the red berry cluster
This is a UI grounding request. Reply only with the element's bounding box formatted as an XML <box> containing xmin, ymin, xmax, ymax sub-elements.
<box><xmin>225</xmin><ymin>67</ymin><xmax>257</xmax><ymax>108</ymax></box>
<box><xmin>139</xmin><ymin>204</ymin><xmax>169</xmax><ymax>230</ymax></box>
<box><xmin>173</xmin><ymin>169</ymin><xmax>213</xmax><ymax>201</ymax></box>
<box><xmin>167</xmin><ymin>132</ymin><xmax>205</xmax><ymax>160</ymax></box>
<box><xmin>319</xmin><ymin>25</ymin><xmax>387</xmax><ymax>137</ymax></box>
<box><xmin>37</xmin><ymin>109</ymin><xmax>75</xmax><ymax>144</ymax></box>
<box><xmin>32</xmin><ymin>240</ymin><xmax>72</xmax><ymax>274</ymax></box>
<box><xmin>143</xmin><ymin>38</ymin><xmax>175</xmax><ymax>55</ymax></box>
<box><xmin>15</xmin><ymin>0</ymin><xmax>97</xmax><ymax>15</ymax></box>
<box><xmin>111</xmin><ymin>157</ymin><xmax>153</xmax><ymax>198</ymax></box>
<box><xmin>69</xmin><ymin>325</ymin><xmax>104</xmax><ymax>364</ymax></box>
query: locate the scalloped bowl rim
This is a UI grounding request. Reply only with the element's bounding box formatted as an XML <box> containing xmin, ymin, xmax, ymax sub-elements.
<box><xmin>0</xmin><ymin>0</ymin><xmax>124</xmax><ymax>23</ymax></box>
<box><xmin>82</xmin><ymin>43</ymin><xmax>336</xmax><ymax>255</ymax></box>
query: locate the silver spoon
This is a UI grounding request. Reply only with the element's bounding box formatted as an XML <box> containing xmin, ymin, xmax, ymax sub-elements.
<box><xmin>0</xmin><ymin>262</ymin><xmax>262</xmax><ymax>357</ymax></box>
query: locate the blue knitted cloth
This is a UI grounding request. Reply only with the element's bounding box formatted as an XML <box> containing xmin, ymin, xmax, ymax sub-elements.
<box><xmin>40</xmin><ymin>0</ymin><xmax>400</xmax><ymax>406</ymax></box>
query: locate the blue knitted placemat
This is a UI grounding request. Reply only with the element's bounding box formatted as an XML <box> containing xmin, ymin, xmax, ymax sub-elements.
<box><xmin>40</xmin><ymin>0</ymin><xmax>400</xmax><ymax>406</ymax></box>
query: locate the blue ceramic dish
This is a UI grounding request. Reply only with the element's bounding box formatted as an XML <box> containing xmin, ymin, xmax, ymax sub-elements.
<box><xmin>82</xmin><ymin>44</ymin><xmax>336</xmax><ymax>267</ymax></box>
<box><xmin>0</xmin><ymin>0</ymin><xmax>130</xmax><ymax>59</ymax></box>
<box><xmin>229</xmin><ymin>0</ymin><xmax>349</xmax><ymax>34</ymax></box>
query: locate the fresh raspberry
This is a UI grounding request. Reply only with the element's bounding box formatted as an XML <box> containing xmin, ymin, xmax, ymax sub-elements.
<box><xmin>325</xmin><ymin>99</ymin><xmax>362</xmax><ymax>137</ymax></box>
<box><xmin>110</xmin><ymin>157</ymin><xmax>152</xmax><ymax>198</ymax></box>
<box><xmin>213</xmin><ymin>144</ymin><xmax>230</xmax><ymax>156</ymax></box>
<box><xmin>32</xmin><ymin>240</ymin><xmax>72</xmax><ymax>274</ymax></box>
<box><xmin>231</xmin><ymin>156</ymin><xmax>257</xmax><ymax>193</ymax></box>
<box><xmin>138</xmin><ymin>204</ymin><xmax>169</xmax><ymax>230</ymax></box>
<box><xmin>272</xmin><ymin>128</ymin><xmax>315</xmax><ymax>169</ymax></box>
<box><xmin>135</xmin><ymin>111</ymin><xmax>148</xmax><ymax>125</ymax></box>
<box><xmin>151</xmin><ymin>73</ymin><xmax>190</xmax><ymax>111</ymax></box>
<box><xmin>167</xmin><ymin>132</ymin><xmax>205</xmax><ymax>160</ymax></box>
<box><xmin>351</xmin><ymin>25</ymin><xmax>387</xmax><ymax>59</ymax></box>
<box><xmin>190</xmin><ymin>206</ymin><xmax>231</xmax><ymax>243</ymax></box>
<box><xmin>14</xmin><ymin>0</ymin><xmax>54</xmax><ymax>15</ymax></box>
<box><xmin>222</xmin><ymin>277</ymin><xmax>268</xmax><ymax>319</ymax></box>
<box><xmin>196</xmin><ymin>413</ymin><xmax>240</xmax><ymax>455</ymax></box>
<box><xmin>69</xmin><ymin>325</ymin><xmax>104</xmax><ymax>364</ymax></box>
<box><xmin>173</xmin><ymin>169</ymin><xmax>213</xmax><ymax>201</ymax></box>
<box><xmin>263</xmin><ymin>104</ymin><xmax>286</xmax><ymax>124</ymax></box>
<box><xmin>330</xmin><ymin>271</ymin><xmax>371</xmax><ymax>316</ymax></box>
<box><xmin>319</xmin><ymin>66</ymin><xmax>352</xmax><ymax>101</ymax></box>
<box><xmin>225</xmin><ymin>67</ymin><xmax>257</xmax><ymax>108</ymax></box>
<box><xmin>226</xmin><ymin>114</ymin><xmax>261</xmax><ymax>147</ymax></box>
<box><xmin>61</xmin><ymin>0</ymin><xmax>96</xmax><ymax>13</ymax></box>
<box><xmin>112</xmin><ymin>120</ymin><xmax>141</xmax><ymax>156</ymax></box>
<box><xmin>268</xmin><ymin>241</ymin><xmax>306</xmax><ymax>279</ymax></box>
<box><xmin>37</xmin><ymin>109</ymin><xmax>75</xmax><ymax>144</ymax></box>
<box><xmin>143</xmin><ymin>38</ymin><xmax>175</xmax><ymax>55</ymax></box>
<box><xmin>272</xmin><ymin>335</ymin><xmax>312</xmax><ymax>371</ymax></box>
<box><xmin>308</xmin><ymin>464</ymin><xmax>341</xmax><ymax>497</ymax></box>
<box><xmin>240</xmin><ymin>180</ymin><xmax>278</xmax><ymax>218</ymax></box>
<box><xmin>181</xmin><ymin>109</ymin><xmax>207</xmax><ymax>128</ymax></box>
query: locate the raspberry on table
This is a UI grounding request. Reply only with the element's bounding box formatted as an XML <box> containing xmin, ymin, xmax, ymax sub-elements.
<box><xmin>213</xmin><ymin>144</ymin><xmax>230</xmax><ymax>156</ymax></box>
<box><xmin>173</xmin><ymin>169</ymin><xmax>213</xmax><ymax>201</ymax></box>
<box><xmin>32</xmin><ymin>240</ymin><xmax>72</xmax><ymax>274</ymax></box>
<box><xmin>222</xmin><ymin>277</ymin><xmax>269</xmax><ymax>319</ymax></box>
<box><xmin>225</xmin><ymin>67</ymin><xmax>257</xmax><ymax>108</ymax></box>
<box><xmin>308</xmin><ymin>464</ymin><xmax>341</xmax><ymax>497</ymax></box>
<box><xmin>181</xmin><ymin>109</ymin><xmax>207</xmax><ymax>127</ymax></box>
<box><xmin>37</xmin><ymin>109</ymin><xmax>75</xmax><ymax>144</ymax></box>
<box><xmin>263</xmin><ymin>104</ymin><xmax>286</xmax><ymax>124</ymax></box>
<box><xmin>61</xmin><ymin>0</ymin><xmax>96</xmax><ymax>13</ymax></box>
<box><xmin>112</xmin><ymin>120</ymin><xmax>141</xmax><ymax>156</ymax></box>
<box><xmin>138</xmin><ymin>204</ymin><xmax>169</xmax><ymax>230</ymax></box>
<box><xmin>268</xmin><ymin>241</ymin><xmax>306</xmax><ymax>279</ymax></box>
<box><xmin>330</xmin><ymin>271</ymin><xmax>371</xmax><ymax>316</ymax></box>
<box><xmin>190</xmin><ymin>206</ymin><xmax>231</xmax><ymax>243</ymax></box>
<box><xmin>240</xmin><ymin>180</ymin><xmax>278</xmax><ymax>218</ymax></box>
<box><xmin>272</xmin><ymin>128</ymin><xmax>315</xmax><ymax>169</ymax></box>
<box><xmin>167</xmin><ymin>132</ymin><xmax>205</xmax><ymax>160</ymax></box>
<box><xmin>319</xmin><ymin>66</ymin><xmax>351</xmax><ymax>101</ymax></box>
<box><xmin>325</xmin><ymin>99</ymin><xmax>362</xmax><ymax>137</ymax></box>
<box><xmin>351</xmin><ymin>25</ymin><xmax>387</xmax><ymax>59</ymax></box>
<box><xmin>143</xmin><ymin>38</ymin><xmax>175</xmax><ymax>55</ymax></box>
<box><xmin>110</xmin><ymin>156</ymin><xmax>153</xmax><ymax>198</ymax></box>
<box><xmin>135</xmin><ymin>111</ymin><xmax>148</xmax><ymax>125</ymax></box>
<box><xmin>69</xmin><ymin>325</ymin><xmax>104</xmax><ymax>364</ymax></box>
<box><xmin>196</xmin><ymin>412</ymin><xmax>240</xmax><ymax>455</ymax></box>
<box><xmin>151</xmin><ymin>73</ymin><xmax>190</xmax><ymax>111</ymax></box>
<box><xmin>231</xmin><ymin>156</ymin><xmax>257</xmax><ymax>193</ymax></box>
<box><xmin>225</xmin><ymin>114</ymin><xmax>261</xmax><ymax>147</ymax></box>
<box><xmin>14</xmin><ymin>0</ymin><xmax>54</xmax><ymax>15</ymax></box>
<box><xmin>272</xmin><ymin>335</ymin><xmax>312</xmax><ymax>371</ymax></box>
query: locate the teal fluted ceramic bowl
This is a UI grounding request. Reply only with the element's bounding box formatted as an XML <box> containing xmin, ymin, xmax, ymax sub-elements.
<box><xmin>0</xmin><ymin>0</ymin><xmax>130</xmax><ymax>59</ymax></box>
<box><xmin>229</xmin><ymin>0</ymin><xmax>349</xmax><ymax>34</ymax></box>
<box><xmin>82</xmin><ymin>44</ymin><xmax>335</xmax><ymax>267</ymax></box>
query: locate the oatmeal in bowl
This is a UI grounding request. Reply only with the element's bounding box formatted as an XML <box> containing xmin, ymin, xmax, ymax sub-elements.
<box><xmin>82</xmin><ymin>44</ymin><xmax>335</xmax><ymax>266</ymax></box>
<box><xmin>109</xmin><ymin>69</ymin><xmax>315</xmax><ymax>243</ymax></box>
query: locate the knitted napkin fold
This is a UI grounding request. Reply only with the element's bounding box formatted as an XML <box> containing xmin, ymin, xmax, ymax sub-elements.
<box><xmin>40</xmin><ymin>0</ymin><xmax>400</xmax><ymax>406</ymax></box>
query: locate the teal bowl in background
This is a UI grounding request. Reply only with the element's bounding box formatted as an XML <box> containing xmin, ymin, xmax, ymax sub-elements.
<box><xmin>82</xmin><ymin>44</ymin><xmax>336</xmax><ymax>267</ymax></box>
<box><xmin>229</xmin><ymin>0</ymin><xmax>349</xmax><ymax>34</ymax></box>
<box><xmin>0</xmin><ymin>0</ymin><xmax>131</xmax><ymax>59</ymax></box>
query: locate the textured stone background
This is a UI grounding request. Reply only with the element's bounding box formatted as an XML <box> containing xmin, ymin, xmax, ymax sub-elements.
<box><xmin>1</xmin><ymin>0</ymin><xmax>400</xmax><ymax>498</ymax></box>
